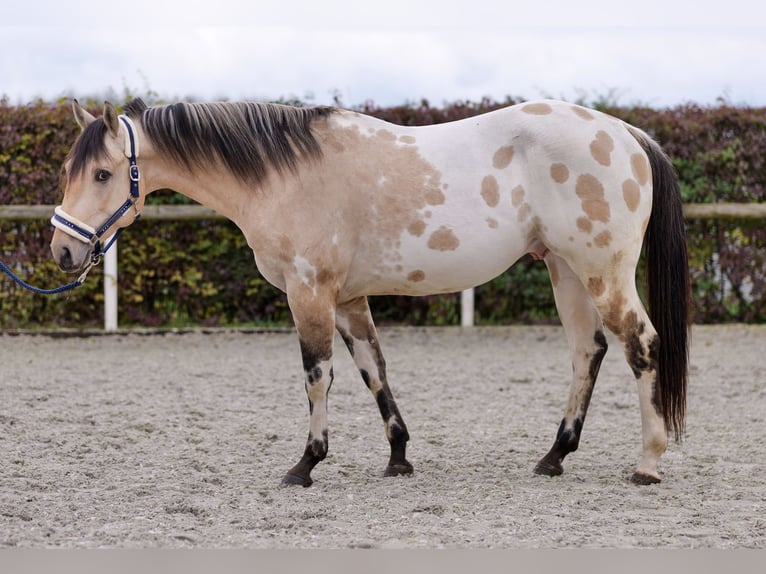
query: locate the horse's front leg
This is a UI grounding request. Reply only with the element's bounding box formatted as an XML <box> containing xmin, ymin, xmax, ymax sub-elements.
<box><xmin>335</xmin><ymin>297</ymin><xmax>413</xmax><ymax>477</ymax></box>
<box><xmin>281</xmin><ymin>285</ymin><xmax>337</xmax><ymax>488</ymax></box>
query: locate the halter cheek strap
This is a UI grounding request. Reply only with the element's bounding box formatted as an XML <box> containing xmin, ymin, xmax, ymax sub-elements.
<box><xmin>51</xmin><ymin>115</ymin><xmax>142</xmax><ymax>266</ymax></box>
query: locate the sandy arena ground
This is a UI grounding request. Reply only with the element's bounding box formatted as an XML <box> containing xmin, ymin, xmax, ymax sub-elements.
<box><xmin>0</xmin><ymin>324</ymin><xmax>763</xmax><ymax>548</ymax></box>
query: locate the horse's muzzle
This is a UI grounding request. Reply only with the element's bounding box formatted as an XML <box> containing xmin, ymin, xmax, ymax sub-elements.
<box><xmin>51</xmin><ymin>234</ymin><xmax>92</xmax><ymax>274</ymax></box>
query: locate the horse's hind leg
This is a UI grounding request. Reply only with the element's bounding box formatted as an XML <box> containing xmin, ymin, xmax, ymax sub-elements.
<box><xmin>335</xmin><ymin>297</ymin><xmax>413</xmax><ymax>477</ymax></box>
<box><xmin>585</xmin><ymin>265</ymin><xmax>667</xmax><ymax>484</ymax></box>
<box><xmin>535</xmin><ymin>255</ymin><xmax>608</xmax><ymax>477</ymax></box>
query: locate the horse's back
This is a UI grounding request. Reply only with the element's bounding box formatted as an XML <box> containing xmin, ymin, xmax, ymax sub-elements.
<box><xmin>318</xmin><ymin>101</ymin><xmax>653</xmax><ymax>299</ymax></box>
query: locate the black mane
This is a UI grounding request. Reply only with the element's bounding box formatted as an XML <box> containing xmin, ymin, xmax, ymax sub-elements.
<box><xmin>65</xmin><ymin>98</ymin><xmax>336</xmax><ymax>186</ymax></box>
<box><xmin>132</xmin><ymin>98</ymin><xmax>335</xmax><ymax>184</ymax></box>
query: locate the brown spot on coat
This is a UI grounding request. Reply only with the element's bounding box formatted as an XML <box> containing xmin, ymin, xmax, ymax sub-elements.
<box><xmin>315</xmin><ymin>269</ymin><xmax>339</xmax><ymax>291</ymax></box>
<box><xmin>486</xmin><ymin>217</ymin><xmax>498</xmax><ymax>229</ymax></box>
<box><xmin>407</xmin><ymin>220</ymin><xmax>426</xmax><ymax>237</ymax></box>
<box><xmin>308</xmin><ymin>121</ymin><xmax>446</xmax><ymax>270</ymax></box>
<box><xmin>427</xmin><ymin>226</ymin><xmax>460</xmax><ymax>251</ymax></box>
<box><xmin>425</xmin><ymin>188</ymin><xmax>445</xmax><ymax>205</ymax></box>
<box><xmin>617</xmin><ymin>311</ymin><xmax>641</xmax><ymax>343</ymax></box>
<box><xmin>511</xmin><ymin>185</ymin><xmax>525</xmax><ymax>207</ymax></box>
<box><xmin>576</xmin><ymin>174</ymin><xmax>610</xmax><ymax>223</ymax></box>
<box><xmin>622</xmin><ymin>178</ymin><xmax>641</xmax><ymax>212</ymax></box>
<box><xmin>594</xmin><ymin>230</ymin><xmax>612</xmax><ymax>247</ymax></box>
<box><xmin>590</xmin><ymin>130</ymin><xmax>614</xmax><ymax>167</ymax></box>
<box><xmin>407</xmin><ymin>270</ymin><xmax>426</xmax><ymax>282</ymax></box>
<box><xmin>550</xmin><ymin>163</ymin><xmax>569</xmax><ymax>183</ymax></box>
<box><xmin>588</xmin><ymin>276</ymin><xmax>606</xmax><ymax>297</ymax></box>
<box><xmin>492</xmin><ymin>146</ymin><xmax>514</xmax><ymax>169</ymax></box>
<box><xmin>377</xmin><ymin>129</ymin><xmax>397</xmax><ymax>142</ymax></box>
<box><xmin>278</xmin><ymin>235</ymin><xmax>295</xmax><ymax>263</ymax></box>
<box><xmin>631</xmin><ymin>153</ymin><xmax>650</xmax><ymax>186</ymax></box>
<box><xmin>602</xmin><ymin>290</ymin><xmax>631</xmax><ymax>337</ymax></box>
<box><xmin>324</xmin><ymin>135</ymin><xmax>346</xmax><ymax>153</ymax></box>
<box><xmin>572</xmin><ymin>106</ymin><xmax>595</xmax><ymax>120</ymax></box>
<box><xmin>481</xmin><ymin>175</ymin><xmax>500</xmax><ymax>207</ymax></box>
<box><xmin>522</xmin><ymin>102</ymin><xmax>553</xmax><ymax>115</ymax></box>
<box><xmin>399</xmin><ymin>135</ymin><xmax>416</xmax><ymax>144</ymax></box>
<box><xmin>342</xmin><ymin>297</ymin><xmax>376</xmax><ymax>342</ymax></box>
<box><xmin>576</xmin><ymin>217</ymin><xmax>593</xmax><ymax>233</ymax></box>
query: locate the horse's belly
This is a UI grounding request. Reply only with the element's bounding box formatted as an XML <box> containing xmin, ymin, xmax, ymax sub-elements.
<box><xmin>342</xmin><ymin>220</ymin><xmax>528</xmax><ymax>299</ymax></box>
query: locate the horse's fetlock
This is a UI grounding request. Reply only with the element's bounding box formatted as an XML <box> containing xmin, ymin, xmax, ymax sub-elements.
<box><xmin>555</xmin><ymin>417</ymin><xmax>582</xmax><ymax>453</ymax></box>
<box><xmin>560</xmin><ymin>429</ymin><xmax>580</xmax><ymax>452</ymax></box>
<box><xmin>307</xmin><ymin>428</ymin><xmax>329</xmax><ymax>460</ymax></box>
<box><xmin>388</xmin><ymin>420</ymin><xmax>409</xmax><ymax>444</ymax></box>
<box><xmin>646</xmin><ymin>434</ymin><xmax>668</xmax><ymax>456</ymax></box>
<box><xmin>310</xmin><ymin>437</ymin><xmax>328</xmax><ymax>460</ymax></box>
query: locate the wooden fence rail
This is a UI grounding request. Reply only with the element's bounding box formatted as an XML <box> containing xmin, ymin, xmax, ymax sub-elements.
<box><xmin>0</xmin><ymin>204</ymin><xmax>223</xmax><ymax>220</ymax></box>
<box><xmin>1</xmin><ymin>203</ymin><xmax>764</xmax><ymax>329</ymax></box>
<box><xmin>2</xmin><ymin>202</ymin><xmax>766</xmax><ymax>221</ymax></box>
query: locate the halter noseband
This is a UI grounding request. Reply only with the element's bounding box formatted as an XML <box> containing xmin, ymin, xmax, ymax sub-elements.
<box><xmin>51</xmin><ymin>115</ymin><xmax>142</xmax><ymax>266</ymax></box>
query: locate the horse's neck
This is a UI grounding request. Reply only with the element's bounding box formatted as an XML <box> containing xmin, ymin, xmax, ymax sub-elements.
<box><xmin>144</xmin><ymin>158</ymin><xmax>255</xmax><ymax>225</ymax></box>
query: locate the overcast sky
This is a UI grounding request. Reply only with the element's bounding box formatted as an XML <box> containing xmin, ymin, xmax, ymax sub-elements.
<box><xmin>3</xmin><ymin>1</ymin><xmax>765</xmax><ymax>108</ymax></box>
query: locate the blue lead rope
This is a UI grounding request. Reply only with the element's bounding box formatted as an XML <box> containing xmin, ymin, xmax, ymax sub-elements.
<box><xmin>0</xmin><ymin>261</ymin><xmax>90</xmax><ymax>295</ymax></box>
<box><xmin>0</xmin><ymin>222</ymin><xmax>120</xmax><ymax>296</ymax></box>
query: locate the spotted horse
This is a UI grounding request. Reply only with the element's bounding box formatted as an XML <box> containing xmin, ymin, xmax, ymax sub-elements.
<box><xmin>51</xmin><ymin>98</ymin><xmax>690</xmax><ymax>486</ymax></box>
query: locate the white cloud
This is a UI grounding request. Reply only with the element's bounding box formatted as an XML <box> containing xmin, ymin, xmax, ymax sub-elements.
<box><xmin>10</xmin><ymin>0</ymin><xmax>765</xmax><ymax>27</ymax></box>
<box><xmin>2</xmin><ymin>3</ymin><xmax>766</xmax><ymax>107</ymax></box>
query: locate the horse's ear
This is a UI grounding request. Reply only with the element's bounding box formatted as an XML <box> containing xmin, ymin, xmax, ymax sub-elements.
<box><xmin>103</xmin><ymin>102</ymin><xmax>120</xmax><ymax>139</ymax></box>
<box><xmin>72</xmin><ymin>99</ymin><xmax>95</xmax><ymax>130</ymax></box>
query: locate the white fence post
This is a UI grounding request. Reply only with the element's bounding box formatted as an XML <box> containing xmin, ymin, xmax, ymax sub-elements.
<box><xmin>103</xmin><ymin>241</ymin><xmax>118</xmax><ymax>331</ymax></box>
<box><xmin>460</xmin><ymin>288</ymin><xmax>474</xmax><ymax>327</ymax></box>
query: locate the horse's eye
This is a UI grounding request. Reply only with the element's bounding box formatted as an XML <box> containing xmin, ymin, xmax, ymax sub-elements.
<box><xmin>95</xmin><ymin>169</ymin><xmax>112</xmax><ymax>183</ymax></box>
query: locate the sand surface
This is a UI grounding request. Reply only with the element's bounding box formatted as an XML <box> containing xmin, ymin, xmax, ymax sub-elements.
<box><xmin>0</xmin><ymin>325</ymin><xmax>763</xmax><ymax>548</ymax></box>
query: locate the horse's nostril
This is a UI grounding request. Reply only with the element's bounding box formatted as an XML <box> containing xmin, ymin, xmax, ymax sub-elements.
<box><xmin>60</xmin><ymin>246</ymin><xmax>73</xmax><ymax>270</ymax></box>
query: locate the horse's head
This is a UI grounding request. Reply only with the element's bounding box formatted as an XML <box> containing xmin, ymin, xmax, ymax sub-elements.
<box><xmin>51</xmin><ymin>101</ymin><xmax>144</xmax><ymax>273</ymax></box>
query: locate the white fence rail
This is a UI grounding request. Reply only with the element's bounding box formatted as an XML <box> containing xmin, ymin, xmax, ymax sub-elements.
<box><xmin>2</xmin><ymin>203</ymin><xmax>765</xmax><ymax>330</ymax></box>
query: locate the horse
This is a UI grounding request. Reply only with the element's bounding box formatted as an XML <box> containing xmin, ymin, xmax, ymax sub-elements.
<box><xmin>50</xmin><ymin>97</ymin><xmax>690</xmax><ymax>487</ymax></box>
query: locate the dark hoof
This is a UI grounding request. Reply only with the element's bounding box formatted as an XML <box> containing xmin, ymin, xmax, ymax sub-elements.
<box><xmin>384</xmin><ymin>461</ymin><xmax>414</xmax><ymax>477</ymax></box>
<box><xmin>281</xmin><ymin>473</ymin><xmax>313</xmax><ymax>488</ymax></box>
<box><xmin>630</xmin><ymin>472</ymin><xmax>661</xmax><ymax>485</ymax></box>
<box><xmin>534</xmin><ymin>459</ymin><xmax>563</xmax><ymax>477</ymax></box>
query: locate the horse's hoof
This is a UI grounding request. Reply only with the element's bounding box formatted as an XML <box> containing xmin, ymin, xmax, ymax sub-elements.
<box><xmin>630</xmin><ymin>471</ymin><xmax>661</xmax><ymax>485</ymax></box>
<box><xmin>384</xmin><ymin>461</ymin><xmax>414</xmax><ymax>477</ymax></box>
<box><xmin>534</xmin><ymin>459</ymin><xmax>563</xmax><ymax>477</ymax></box>
<box><xmin>281</xmin><ymin>473</ymin><xmax>313</xmax><ymax>488</ymax></box>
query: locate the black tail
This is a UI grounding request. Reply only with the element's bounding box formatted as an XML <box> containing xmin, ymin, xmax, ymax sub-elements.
<box><xmin>629</xmin><ymin>126</ymin><xmax>691</xmax><ymax>440</ymax></box>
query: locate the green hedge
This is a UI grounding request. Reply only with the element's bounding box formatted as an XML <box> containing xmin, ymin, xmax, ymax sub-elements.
<box><xmin>1</xmin><ymin>96</ymin><xmax>765</xmax><ymax>328</ymax></box>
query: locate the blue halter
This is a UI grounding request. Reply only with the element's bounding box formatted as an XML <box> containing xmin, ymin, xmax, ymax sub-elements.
<box><xmin>1</xmin><ymin>116</ymin><xmax>142</xmax><ymax>295</ymax></box>
<box><xmin>51</xmin><ymin>115</ymin><xmax>142</xmax><ymax>266</ymax></box>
